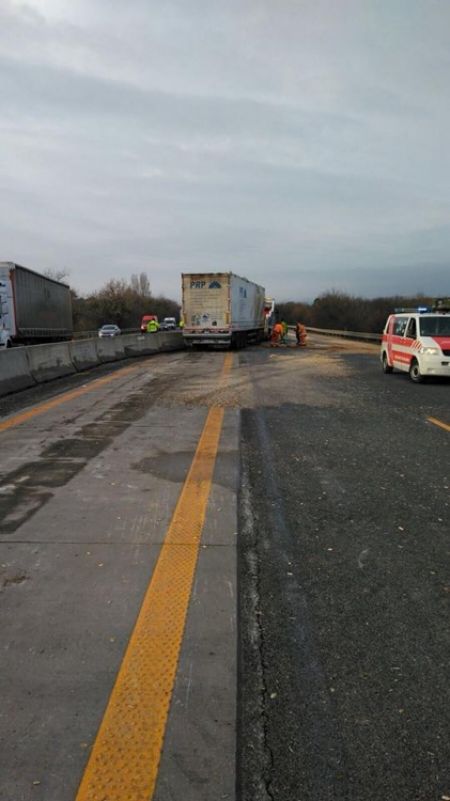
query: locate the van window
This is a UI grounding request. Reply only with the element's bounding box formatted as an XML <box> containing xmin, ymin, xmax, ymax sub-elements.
<box><xmin>393</xmin><ymin>318</ymin><xmax>407</xmax><ymax>336</ymax></box>
<box><xmin>406</xmin><ymin>318</ymin><xmax>417</xmax><ymax>339</ymax></box>
<box><xmin>420</xmin><ymin>316</ymin><xmax>450</xmax><ymax>336</ymax></box>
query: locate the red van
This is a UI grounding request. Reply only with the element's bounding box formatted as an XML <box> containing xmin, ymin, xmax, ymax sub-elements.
<box><xmin>140</xmin><ymin>315</ymin><xmax>158</xmax><ymax>333</ymax></box>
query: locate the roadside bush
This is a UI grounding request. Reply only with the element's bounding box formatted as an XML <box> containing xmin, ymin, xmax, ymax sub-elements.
<box><xmin>72</xmin><ymin>273</ymin><xmax>179</xmax><ymax>331</ymax></box>
<box><xmin>276</xmin><ymin>291</ymin><xmax>434</xmax><ymax>333</ymax></box>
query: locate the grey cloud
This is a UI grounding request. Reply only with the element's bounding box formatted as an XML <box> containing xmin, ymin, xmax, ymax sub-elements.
<box><xmin>1</xmin><ymin>1</ymin><xmax>450</xmax><ymax>300</ymax></box>
<box><xmin>1</xmin><ymin>54</ymin><xmax>351</xmax><ymax>142</ymax></box>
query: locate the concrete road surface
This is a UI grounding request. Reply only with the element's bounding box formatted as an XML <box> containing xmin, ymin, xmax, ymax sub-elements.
<box><xmin>0</xmin><ymin>338</ymin><xmax>449</xmax><ymax>801</ymax></box>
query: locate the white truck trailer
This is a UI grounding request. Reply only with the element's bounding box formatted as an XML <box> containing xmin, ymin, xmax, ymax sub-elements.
<box><xmin>182</xmin><ymin>272</ymin><xmax>266</xmax><ymax>348</ymax></box>
<box><xmin>0</xmin><ymin>262</ymin><xmax>73</xmax><ymax>348</ymax></box>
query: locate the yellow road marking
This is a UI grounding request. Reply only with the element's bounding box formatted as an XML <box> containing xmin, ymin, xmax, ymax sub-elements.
<box><xmin>221</xmin><ymin>350</ymin><xmax>233</xmax><ymax>379</ymax></box>
<box><xmin>0</xmin><ymin>363</ymin><xmax>143</xmax><ymax>434</ymax></box>
<box><xmin>75</xmin><ymin>354</ymin><xmax>232</xmax><ymax>801</ymax></box>
<box><xmin>428</xmin><ymin>416</ymin><xmax>450</xmax><ymax>433</ymax></box>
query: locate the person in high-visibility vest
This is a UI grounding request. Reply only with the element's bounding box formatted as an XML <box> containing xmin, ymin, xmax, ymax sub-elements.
<box><xmin>271</xmin><ymin>321</ymin><xmax>283</xmax><ymax>345</ymax></box>
<box><xmin>295</xmin><ymin>321</ymin><xmax>307</xmax><ymax>346</ymax></box>
<box><xmin>281</xmin><ymin>320</ymin><xmax>288</xmax><ymax>344</ymax></box>
<box><xmin>179</xmin><ymin>319</ymin><xmax>184</xmax><ymax>329</ymax></box>
<box><xmin>147</xmin><ymin>319</ymin><xmax>159</xmax><ymax>333</ymax></box>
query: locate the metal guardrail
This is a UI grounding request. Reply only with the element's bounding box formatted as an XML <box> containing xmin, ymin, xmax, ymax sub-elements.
<box><xmin>288</xmin><ymin>325</ymin><xmax>381</xmax><ymax>343</ymax></box>
<box><xmin>73</xmin><ymin>326</ymin><xmax>380</xmax><ymax>344</ymax></box>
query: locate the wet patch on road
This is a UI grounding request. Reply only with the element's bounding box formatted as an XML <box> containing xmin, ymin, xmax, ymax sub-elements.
<box><xmin>132</xmin><ymin>449</ymin><xmax>236</xmax><ymax>490</ymax></box>
<box><xmin>0</xmin><ymin>376</ymin><xmax>176</xmax><ymax>534</ymax></box>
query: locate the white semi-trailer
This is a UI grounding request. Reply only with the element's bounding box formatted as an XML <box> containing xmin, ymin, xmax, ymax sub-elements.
<box><xmin>0</xmin><ymin>262</ymin><xmax>73</xmax><ymax>348</ymax></box>
<box><xmin>182</xmin><ymin>272</ymin><xmax>266</xmax><ymax>348</ymax></box>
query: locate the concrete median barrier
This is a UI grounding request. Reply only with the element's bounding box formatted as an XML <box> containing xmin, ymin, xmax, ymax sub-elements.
<box><xmin>1</xmin><ymin>333</ymin><xmax>186</xmax><ymax>399</ymax></box>
<box><xmin>0</xmin><ymin>348</ymin><xmax>36</xmax><ymax>397</ymax></box>
<box><xmin>26</xmin><ymin>342</ymin><xmax>76</xmax><ymax>383</ymax></box>
<box><xmin>121</xmin><ymin>333</ymin><xmax>160</xmax><ymax>357</ymax></box>
<box><xmin>157</xmin><ymin>331</ymin><xmax>184</xmax><ymax>351</ymax></box>
<box><xmin>96</xmin><ymin>337</ymin><xmax>126</xmax><ymax>363</ymax></box>
<box><xmin>69</xmin><ymin>339</ymin><xmax>100</xmax><ymax>372</ymax></box>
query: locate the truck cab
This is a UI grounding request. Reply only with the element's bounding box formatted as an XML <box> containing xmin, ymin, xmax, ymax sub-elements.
<box><xmin>263</xmin><ymin>298</ymin><xmax>275</xmax><ymax>339</ymax></box>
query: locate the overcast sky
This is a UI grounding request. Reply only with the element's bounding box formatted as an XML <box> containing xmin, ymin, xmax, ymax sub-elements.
<box><xmin>1</xmin><ymin>0</ymin><xmax>449</xmax><ymax>301</ymax></box>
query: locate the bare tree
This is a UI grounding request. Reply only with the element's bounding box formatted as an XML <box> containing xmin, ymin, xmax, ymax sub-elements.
<box><xmin>130</xmin><ymin>272</ymin><xmax>151</xmax><ymax>296</ymax></box>
<box><xmin>72</xmin><ymin>274</ymin><xmax>179</xmax><ymax>331</ymax></box>
<box><xmin>44</xmin><ymin>268</ymin><xmax>70</xmax><ymax>283</ymax></box>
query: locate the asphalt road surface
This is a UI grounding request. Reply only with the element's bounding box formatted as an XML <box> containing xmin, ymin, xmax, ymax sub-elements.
<box><xmin>0</xmin><ymin>336</ymin><xmax>448</xmax><ymax>801</ymax></box>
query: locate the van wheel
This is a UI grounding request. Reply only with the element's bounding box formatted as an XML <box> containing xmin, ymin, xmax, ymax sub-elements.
<box><xmin>382</xmin><ymin>353</ymin><xmax>393</xmax><ymax>373</ymax></box>
<box><xmin>409</xmin><ymin>359</ymin><xmax>424</xmax><ymax>383</ymax></box>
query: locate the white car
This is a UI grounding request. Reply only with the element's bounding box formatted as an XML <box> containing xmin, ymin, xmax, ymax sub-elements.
<box><xmin>98</xmin><ymin>324</ymin><xmax>121</xmax><ymax>338</ymax></box>
<box><xmin>381</xmin><ymin>308</ymin><xmax>450</xmax><ymax>382</ymax></box>
<box><xmin>160</xmin><ymin>317</ymin><xmax>177</xmax><ymax>330</ymax></box>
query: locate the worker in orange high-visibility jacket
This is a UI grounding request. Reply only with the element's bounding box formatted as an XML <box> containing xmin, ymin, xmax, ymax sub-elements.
<box><xmin>295</xmin><ymin>321</ymin><xmax>307</xmax><ymax>346</ymax></box>
<box><xmin>271</xmin><ymin>321</ymin><xmax>283</xmax><ymax>345</ymax></box>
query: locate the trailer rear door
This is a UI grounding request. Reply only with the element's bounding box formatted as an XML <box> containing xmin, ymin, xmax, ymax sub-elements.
<box><xmin>182</xmin><ymin>273</ymin><xmax>230</xmax><ymax>329</ymax></box>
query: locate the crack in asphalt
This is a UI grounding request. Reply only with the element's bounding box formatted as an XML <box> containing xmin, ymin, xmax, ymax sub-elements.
<box><xmin>239</xmin><ymin>458</ymin><xmax>275</xmax><ymax>801</ymax></box>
